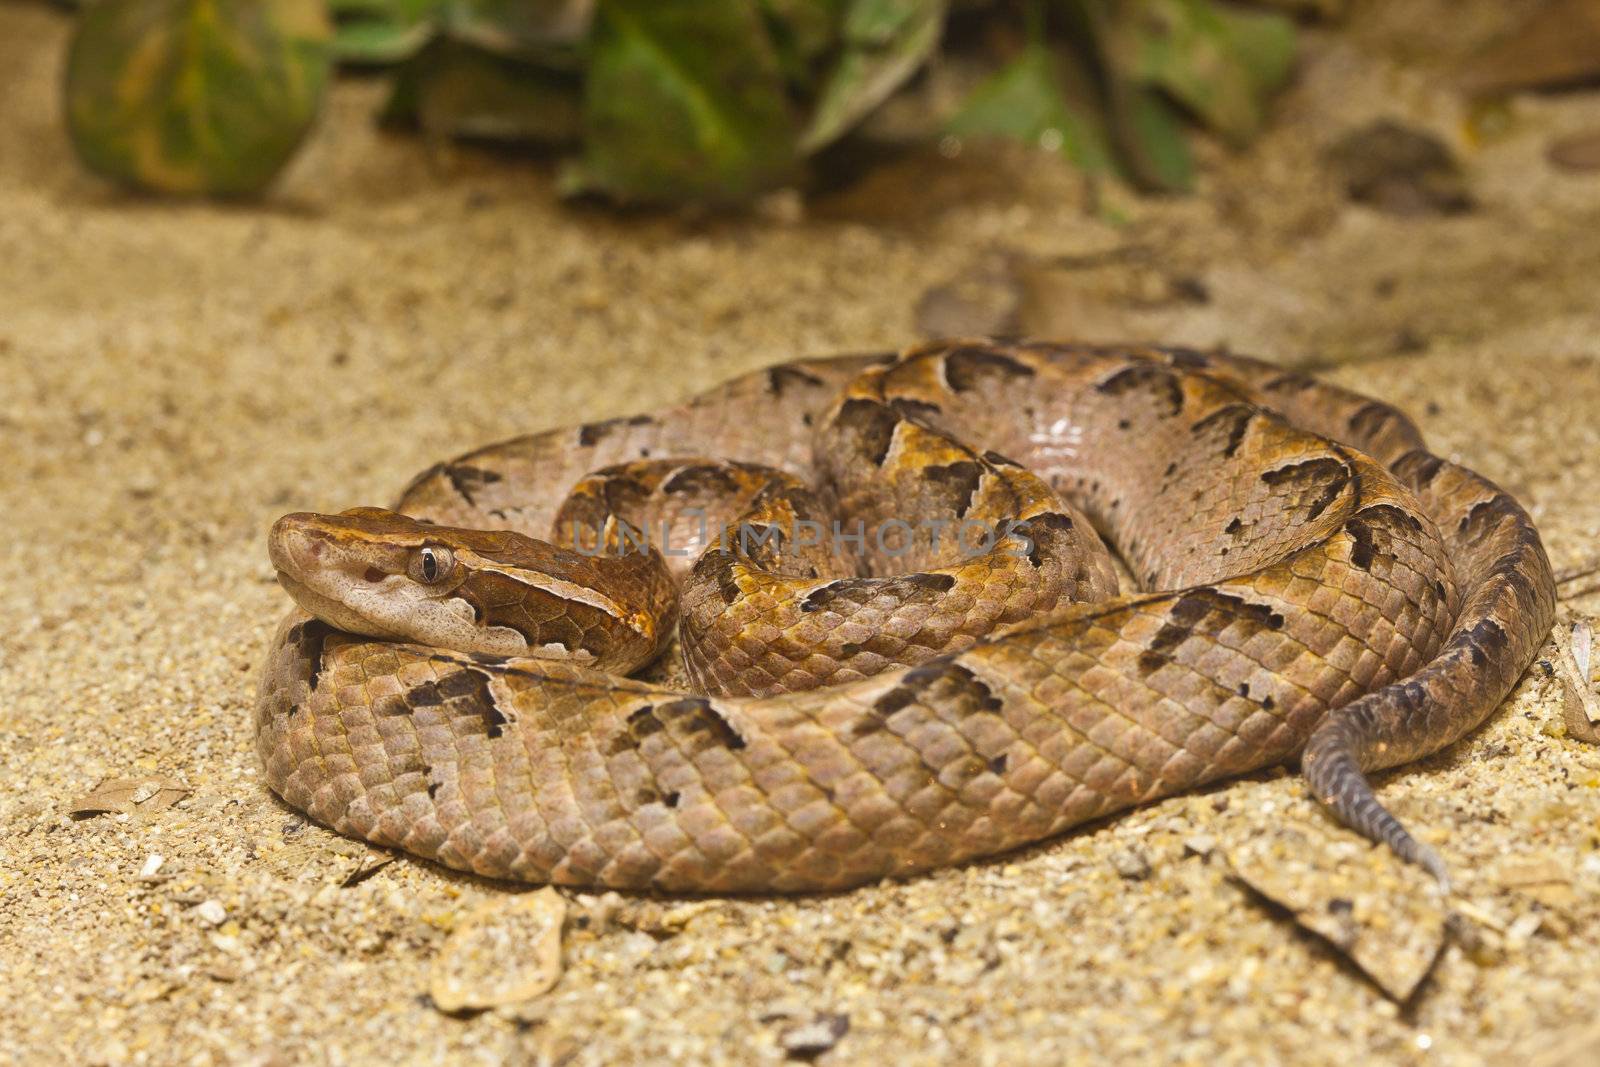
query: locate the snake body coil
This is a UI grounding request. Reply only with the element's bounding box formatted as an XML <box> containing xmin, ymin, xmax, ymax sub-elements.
<box><xmin>257</xmin><ymin>341</ymin><xmax>1555</xmax><ymax>891</ymax></box>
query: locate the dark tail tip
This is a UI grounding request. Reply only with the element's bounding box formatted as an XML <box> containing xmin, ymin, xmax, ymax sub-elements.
<box><xmin>1303</xmin><ymin>720</ymin><xmax>1451</xmax><ymax>892</ymax></box>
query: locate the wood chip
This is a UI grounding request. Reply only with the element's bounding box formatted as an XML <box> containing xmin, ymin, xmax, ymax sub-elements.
<box><xmin>68</xmin><ymin>776</ymin><xmax>190</xmax><ymax>817</ymax></box>
<box><xmin>429</xmin><ymin>888</ymin><xmax>566</xmax><ymax>1014</ymax></box>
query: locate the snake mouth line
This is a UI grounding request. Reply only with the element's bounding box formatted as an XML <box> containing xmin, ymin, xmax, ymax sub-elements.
<box><xmin>275</xmin><ymin>571</ymin><xmax>403</xmax><ymax>641</ymax></box>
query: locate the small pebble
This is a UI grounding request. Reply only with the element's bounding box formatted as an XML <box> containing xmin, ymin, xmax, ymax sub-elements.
<box><xmin>1111</xmin><ymin>848</ymin><xmax>1153</xmax><ymax>880</ymax></box>
<box><xmin>779</xmin><ymin>1012</ymin><xmax>849</xmax><ymax>1059</ymax></box>
<box><xmin>195</xmin><ymin>900</ymin><xmax>227</xmax><ymax>927</ymax></box>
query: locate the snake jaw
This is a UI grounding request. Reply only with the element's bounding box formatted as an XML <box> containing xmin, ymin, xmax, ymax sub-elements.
<box><xmin>268</xmin><ymin>512</ymin><xmax>532</xmax><ymax>656</ymax></box>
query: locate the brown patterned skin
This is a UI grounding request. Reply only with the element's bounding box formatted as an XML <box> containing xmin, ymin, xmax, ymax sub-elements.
<box><xmin>256</xmin><ymin>341</ymin><xmax>1556</xmax><ymax>892</ymax></box>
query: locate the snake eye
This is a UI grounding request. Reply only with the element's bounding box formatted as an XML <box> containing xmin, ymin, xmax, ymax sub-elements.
<box><xmin>410</xmin><ymin>545</ymin><xmax>455</xmax><ymax>585</ymax></box>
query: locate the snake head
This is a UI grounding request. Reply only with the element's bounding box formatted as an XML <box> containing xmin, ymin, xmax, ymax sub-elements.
<box><xmin>268</xmin><ymin>507</ymin><xmax>531</xmax><ymax>656</ymax></box>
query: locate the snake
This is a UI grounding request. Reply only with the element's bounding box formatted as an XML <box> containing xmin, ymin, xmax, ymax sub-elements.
<box><xmin>256</xmin><ymin>340</ymin><xmax>1556</xmax><ymax>893</ymax></box>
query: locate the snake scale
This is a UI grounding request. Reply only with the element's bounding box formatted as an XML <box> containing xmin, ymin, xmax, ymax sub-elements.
<box><xmin>257</xmin><ymin>340</ymin><xmax>1556</xmax><ymax>892</ymax></box>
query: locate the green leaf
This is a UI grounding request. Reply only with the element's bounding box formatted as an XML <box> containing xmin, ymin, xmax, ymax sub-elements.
<box><xmin>758</xmin><ymin>0</ymin><xmax>845</xmax><ymax>87</ymax></box>
<box><xmin>333</xmin><ymin>14</ymin><xmax>439</xmax><ymax>64</ymax></box>
<box><xmin>65</xmin><ymin>0</ymin><xmax>331</xmax><ymax>196</ymax></box>
<box><xmin>946</xmin><ymin>43</ymin><xmax>1114</xmax><ymax>174</ymax></box>
<box><xmin>1112</xmin><ymin>83</ymin><xmax>1194</xmax><ymax>190</ymax></box>
<box><xmin>800</xmin><ymin>0</ymin><xmax>946</xmax><ymax>153</ymax></box>
<box><xmin>1116</xmin><ymin>0</ymin><xmax>1295</xmax><ymax>144</ymax></box>
<box><xmin>573</xmin><ymin>0</ymin><xmax>798</xmax><ymax>203</ymax></box>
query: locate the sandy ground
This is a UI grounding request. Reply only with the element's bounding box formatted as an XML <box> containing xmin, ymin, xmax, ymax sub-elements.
<box><xmin>3</xmin><ymin>2</ymin><xmax>1600</xmax><ymax>1064</ymax></box>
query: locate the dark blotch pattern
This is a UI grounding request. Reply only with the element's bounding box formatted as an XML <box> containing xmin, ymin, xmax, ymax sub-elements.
<box><xmin>377</xmin><ymin>667</ymin><xmax>507</xmax><ymax>739</ymax></box>
<box><xmin>578</xmin><ymin>414</ymin><xmax>654</xmax><ymax>448</ymax></box>
<box><xmin>1341</xmin><ymin>504</ymin><xmax>1423</xmax><ymax>575</ymax></box>
<box><xmin>657</xmin><ymin>697</ymin><xmax>748</xmax><ymax>752</ymax></box>
<box><xmin>943</xmin><ymin>347</ymin><xmax>1036</xmax><ymax>393</ymax></box>
<box><xmin>1190</xmin><ymin>403</ymin><xmax>1255</xmax><ymax>459</ymax></box>
<box><xmin>1137</xmin><ymin>590</ymin><xmax>1287</xmax><ymax>675</ymax></box>
<box><xmin>1260</xmin><ymin>456</ymin><xmax>1352</xmax><ymax>521</ymax></box>
<box><xmin>890</xmin><ymin>397</ymin><xmax>943</xmax><ymax>422</ymax></box>
<box><xmin>767</xmin><ymin>365</ymin><xmax>824</xmax><ymax>396</ymax></box>
<box><xmin>869</xmin><ymin>659</ymin><xmax>1002</xmax><ymax>725</ymax></box>
<box><xmin>1456</xmin><ymin>617</ymin><xmax>1510</xmax><ymax>668</ymax></box>
<box><xmin>1347</xmin><ymin>401</ymin><xmax>1413</xmax><ymax>444</ymax></box>
<box><xmin>1165</xmin><ymin>347</ymin><xmax>1211</xmax><ymax>370</ymax></box>
<box><xmin>1094</xmin><ymin>365</ymin><xmax>1184</xmax><ymax>416</ymax></box>
<box><xmin>287</xmin><ymin>620</ymin><xmax>333</xmax><ymax>695</ymax></box>
<box><xmin>1262</xmin><ymin>372</ymin><xmax>1315</xmax><ymax>393</ymax></box>
<box><xmin>444</xmin><ymin>465</ymin><xmax>503</xmax><ymax>506</ymax></box>
<box><xmin>1390</xmin><ymin>448</ymin><xmax>1447</xmax><ymax>489</ymax></box>
<box><xmin>662</xmin><ymin>464</ymin><xmax>742</xmax><ymax>497</ymax></box>
<box><xmin>833</xmin><ymin>397</ymin><xmax>901</xmax><ymax>467</ymax></box>
<box><xmin>801</xmin><ymin>572</ymin><xmax>958</xmax><ymax>614</ymax></box>
<box><xmin>924</xmin><ymin>460</ymin><xmax>984</xmax><ymax>518</ymax></box>
<box><xmin>1013</xmin><ymin>511</ymin><xmax>1074</xmax><ymax>567</ymax></box>
<box><xmin>1457</xmin><ymin>494</ymin><xmax>1518</xmax><ymax>542</ymax></box>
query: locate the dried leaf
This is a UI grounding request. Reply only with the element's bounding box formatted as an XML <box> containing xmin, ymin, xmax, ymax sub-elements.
<box><xmin>1217</xmin><ymin>788</ymin><xmax>1447</xmax><ymax>1002</ymax></box>
<box><xmin>340</xmin><ymin>853</ymin><xmax>396</xmax><ymax>887</ymax></box>
<box><xmin>429</xmin><ymin>889</ymin><xmax>566</xmax><ymax>1013</ymax></box>
<box><xmin>69</xmin><ymin>776</ymin><xmax>191</xmax><ymax>817</ymax></box>
<box><xmin>1556</xmin><ymin>614</ymin><xmax>1600</xmax><ymax>742</ymax></box>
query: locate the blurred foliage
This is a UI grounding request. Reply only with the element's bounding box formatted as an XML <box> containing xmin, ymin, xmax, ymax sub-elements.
<box><xmin>62</xmin><ymin>0</ymin><xmax>1298</xmax><ymax>202</ymax></box>
<box><xmin>66</xmin><ymin>0</ymin><xmax>331</xmax><ymax>196</ymax></box>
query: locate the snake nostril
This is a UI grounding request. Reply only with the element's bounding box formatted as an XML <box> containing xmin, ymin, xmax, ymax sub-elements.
<box><xmin>363</xmin><ymin>567</ymin><xmax>388</xmax><ymax>583</ymax></box>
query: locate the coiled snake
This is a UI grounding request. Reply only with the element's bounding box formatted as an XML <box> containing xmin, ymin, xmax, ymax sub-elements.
<box><xmin>257</xmin><ymin>341</ymin><xmax>1556</xmax><ymax>892</ymax></box>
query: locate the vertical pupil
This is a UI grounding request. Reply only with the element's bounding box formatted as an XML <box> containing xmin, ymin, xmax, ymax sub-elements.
<box><xmin>422</xmin><ymin>551</ymin><xmax>436</xmax><ymax>581</ymax></box>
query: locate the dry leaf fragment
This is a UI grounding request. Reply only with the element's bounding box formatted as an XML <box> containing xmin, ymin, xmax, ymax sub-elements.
<box><xmin>69</xmin><ymin>776</ymin><xmax>190</xmax><ymax>817</ymax></box>
<box><xmin>429</xmin><ymin>888</ymin><xmax>566</xmax><ymax>1013</ymax></box>
<box><xmin>1555</xmin><ymin>616</ymin><xmax>1600</xmax><ymax>743</ymax></box>
<box><xmin>1225</xmin><ymin>826</ymin><xmax>1447</xmax><ymax>1001</ymax></box>
<box><xmin>340</xmin><ymin>854</ymin><xmax>395</xmax><ymax>888</ymax></box>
